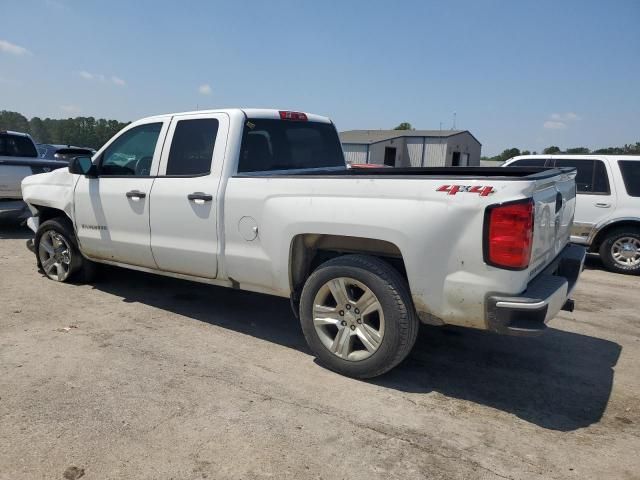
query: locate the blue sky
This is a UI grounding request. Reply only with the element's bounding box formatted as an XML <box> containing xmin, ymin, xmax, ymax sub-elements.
<box><xmin>1</xmin><ymin>0</ymin><xmax>638</xmax><ymax>155</ymax></box>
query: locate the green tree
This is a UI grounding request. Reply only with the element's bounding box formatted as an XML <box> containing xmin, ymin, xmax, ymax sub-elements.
<box><xmin>500</xmin><ymin>148</ymin><xmax>521</xmax><ymax>161</ymax></box>
<box><xmin>29</xmin><ymin>117</ymin><xmax>49</xmax><ymax>143</ymax></box>
<box><xmin>0</xmin><ymin>111</ymin><xmax>129</xmax><ymax>149</ymax></box>
<box><xmin>543</xmin><ymin>146</ymin><xmax>561</xmax><ymax>154</ymax></box>
<box><xmin>521</xmin><ymin>150</ymin><xmax>531</xmax><ymax>155</ymax></box>
<box><xmin>565</xmin><ymin>147</ymin><xmax>590</xmax><ymax>154</ymax></box>
<box><xmin>393</xmin><ymin>122</ymin><xmax>413</xmax><ymax>130</ymax></box>
<box><xmin>0</xmin><ymin>111</ymin><xmax>30</xmax><ymax>133</ymax></box>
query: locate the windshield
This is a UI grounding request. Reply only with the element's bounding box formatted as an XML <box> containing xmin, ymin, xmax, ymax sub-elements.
<box><xmin>238</xmin><ymin>119</ymin><xmax>345</xmax><ymax>172</ymax></box>
<box><xmin>0</xmin><ymin>133</ymin><xmax>37</xmax><ymax>158</ymax></box>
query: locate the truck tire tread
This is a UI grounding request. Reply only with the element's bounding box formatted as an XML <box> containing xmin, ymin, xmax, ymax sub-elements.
<box><xmin>299</xmin><ymin>254</ymin><xmax>419</xmax><ymax>378</ymax></box>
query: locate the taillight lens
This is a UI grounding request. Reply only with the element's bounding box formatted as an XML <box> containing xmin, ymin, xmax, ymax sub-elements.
<box><xmin>279</xmin><ymin>111</ymin><xmax>307</xmax><ymax>121</ymax></box>
<box><xmin>484</xmin><ymin>199</ymin><xmax>534</xmax><ymax>270</ymax></box>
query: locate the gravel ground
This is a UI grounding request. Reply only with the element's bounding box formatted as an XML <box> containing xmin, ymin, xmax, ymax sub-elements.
<box><xmin>0</xmin><ymin>222</ymin><xmax>638</xmax><ymax>480</ymax></box>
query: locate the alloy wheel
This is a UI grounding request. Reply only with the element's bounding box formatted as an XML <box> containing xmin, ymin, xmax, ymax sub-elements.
<box><xmin>312</xmin><ymin>277</ymin><xmax>385</xmax><ymax>361</ymax></box>
<box><xmin>38</xmin><ymin>230</ymin><xmax>72</xmax><ymax>281</ymax></box>
<box><xmin>611</xmin><ymin>236</ymin><xmax>640</xmax><ymax>268</ymax></box>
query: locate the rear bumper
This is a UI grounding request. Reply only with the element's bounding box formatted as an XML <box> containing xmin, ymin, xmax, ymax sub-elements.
<box><xmin>486</xmin><ymin>244</ymin><xmax>586</xmax><ymax>336</ymax></box>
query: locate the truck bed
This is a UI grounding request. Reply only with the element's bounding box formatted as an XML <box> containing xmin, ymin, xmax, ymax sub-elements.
<box><xmin>235</xmin><ymin>166</ymin><xmax>574</xmax><ymax>180</ymax></box>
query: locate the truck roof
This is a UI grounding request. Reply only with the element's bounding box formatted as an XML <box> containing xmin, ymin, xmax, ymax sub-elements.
<box><xmin>506</xmin><ymin>154</ymin><xmax>640</xmax><ymax>163</ymax></box>
<box><xmin>138</xmin><ymin>108</ymin><xmax>332</xmax><ymax>125</ymax></box>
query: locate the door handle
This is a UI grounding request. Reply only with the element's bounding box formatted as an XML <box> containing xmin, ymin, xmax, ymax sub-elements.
<box><xmin>188</xmin><ymin>192</ymin><xmax>213</xmax><ymax>203</ymax></box>
<box><xmin>126</xmin><ymin>190</ymin><xmax>146</xmax><ymax>199</ymax></box>
<box><xmin>595</xmin><ymin>202</ymin><xmax>611</xmax><ymax>208</ymax></box>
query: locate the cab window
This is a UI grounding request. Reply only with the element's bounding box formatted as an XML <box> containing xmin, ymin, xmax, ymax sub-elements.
<box><xmin>165</xmin><ymin>118</ymin><xmax>219</xmax><ymax>176</ymax></box>
<box><xmin>100</xmin><ymin>123</ymin><xmax>162</xmax><ymax>176</ymax></box>
<box><xmin>238</xmin><ymin>119</ymin><xmax>344</xmax><ymax>173</ymax></box>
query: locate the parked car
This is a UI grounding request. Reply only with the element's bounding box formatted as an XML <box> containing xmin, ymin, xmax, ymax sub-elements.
<box><xmin>37</xmin><ymin>144</ymin><xmax>95</xmax><ymax>161</ymax></box>
<box><xmin>0</xmin><ymin>131</ymin><xmax>67</xmax><ymax>220</ymax></box>
<box><xmin>504</xmin><ymin>155</ymin><xmax>640</xmax><ymax>274</ymax></box>
<box><xmin>22</xmin><ymin>109</ymin><xmax>585</xmax><ymax>378</ymax></box>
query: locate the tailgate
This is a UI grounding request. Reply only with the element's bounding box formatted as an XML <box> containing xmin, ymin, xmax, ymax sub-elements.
<box><xmin>528</xmin><ymin>168</ymin><xmax>577</xmax><ymax>277</ymax></box>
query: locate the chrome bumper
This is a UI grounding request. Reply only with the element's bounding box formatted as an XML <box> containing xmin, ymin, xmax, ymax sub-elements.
<box><xmin>486</xmin><ymin>244</ymin><xmax>586</xmax><ymax>336</ymax></box>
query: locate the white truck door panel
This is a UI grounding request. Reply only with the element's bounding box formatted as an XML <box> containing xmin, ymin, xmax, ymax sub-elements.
<box><xmin>74</xmin><ymin>121</ymin><xmax>168</xmax><ymax>267</ymax></box>
<box><xmin>149</xmin><ymin>113</ymin><xmax>228</xmax><ymax>278</ymax></box>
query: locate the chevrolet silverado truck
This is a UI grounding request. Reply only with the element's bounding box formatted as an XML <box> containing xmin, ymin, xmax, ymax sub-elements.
<box><xmin>505</xmin><ymin>155</ymin><xmax>640</xmax><ymax>275</ymax></box>
<box><xmin>21</xmin><ymin>109</ymin><xmax>586</xmax><ymax>378</ymax></box>
<box><xmin>0</xmin><ymin>130</ymin><xmax>67</xmax><ymax>220</ymax></box>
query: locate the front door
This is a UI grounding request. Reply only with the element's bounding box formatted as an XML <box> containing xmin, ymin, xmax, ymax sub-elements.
<box><xmin>74</xmin><ymin>120</ymin><xmax>168</xmax><ymax>267</ymax></box>
<box><xmin>149</xmin><ymin>113</ymin><xmax>228</xmax><ymax>278</ymax></box>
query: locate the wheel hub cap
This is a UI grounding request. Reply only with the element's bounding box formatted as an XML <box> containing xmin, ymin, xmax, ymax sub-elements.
<box><xmin>611</xmin><ymin>237</ymin><xmax>640</xmax><ymax>267</ymax></box>
<box><xmin>312</xmin><ymin>277</ymin><xmax>385</xmax><ymax>361</ymax></box>
<box><xmin>38</xmin><ymin>231</ymin><xmax>72</xmax><ymax>281</ymax></box>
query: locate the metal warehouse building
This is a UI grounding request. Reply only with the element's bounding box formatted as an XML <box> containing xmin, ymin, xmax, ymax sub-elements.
<box><xmin>339</xmin><ymin>130</ymin><xmax>482</xmax><ymax>167</ymax></box>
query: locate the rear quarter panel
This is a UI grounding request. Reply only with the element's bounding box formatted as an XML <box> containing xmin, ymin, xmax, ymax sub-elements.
<box><xmin>222</xmin><ymin>176</ymin><xmax>543</xmax><ymax>328</ymax></box>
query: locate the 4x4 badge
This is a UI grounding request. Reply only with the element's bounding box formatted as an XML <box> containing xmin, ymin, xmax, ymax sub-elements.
<box><xmin>437</xmin><ymin>185</ymin><xmax>495</xmax><ymax>196</ymax></box>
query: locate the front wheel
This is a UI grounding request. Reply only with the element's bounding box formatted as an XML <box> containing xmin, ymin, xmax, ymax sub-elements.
<box><xmin>299</xmin><ymin>254</ymin><xmax>419</xmax><ymax>378</ymax></box>
<box><xmin>35</xmin><ymin>217</ymin><xmax>96</xmax><ymax>282</ymax></box>
<box><xmin>599</xmin><ymin>228</ymin><xmax>640</xmax><ymax>275</ymax></box>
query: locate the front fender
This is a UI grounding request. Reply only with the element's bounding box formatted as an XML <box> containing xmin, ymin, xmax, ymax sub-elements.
<box><xmin>21</xmin><ymin>168</ymin><xmax>78</xmax><ymax>221</ymax></box>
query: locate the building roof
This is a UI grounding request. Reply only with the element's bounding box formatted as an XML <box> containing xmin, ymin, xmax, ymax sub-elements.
<box><xmin>339</xmin><ymin>129</ymin><xmax>481</xmax><ymax>145</ymax></box>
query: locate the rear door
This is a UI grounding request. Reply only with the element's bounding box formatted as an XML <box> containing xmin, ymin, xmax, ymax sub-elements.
<box><xmin>552</xmin><ymin>158</ymin><xmax>615</xmax><ymax>242</ymax></box>
<box><xmin>149</xmin><ymin>112</ymin><xmax>228</xmax><ymax>278</ymax></box>
<box><xmin>74</xmin><ymin>120</ymin><xmax>169</xmax><ymax>267</ymax></box>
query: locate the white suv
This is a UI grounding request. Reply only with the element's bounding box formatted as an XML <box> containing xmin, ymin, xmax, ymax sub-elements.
<box><xmin>505</xmin><ymin>155</ymin><xmax>640</xmax><ymax>274</ymax></box>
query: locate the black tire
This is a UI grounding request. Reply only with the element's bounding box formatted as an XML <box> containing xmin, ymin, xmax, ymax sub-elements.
<box><xmin>299</xmin><ymin>254</ymin><xmax>419</xmax><ymax>378</ymax></box>
<box><xmin>35</xmin><ymin>217</ymin><xmax>97</xmax><ymax>283</ymax></box>
<box><xmin>599</xmin><ymin>228</ymin><xmax>640</xmax><ymax>275</ymax></box>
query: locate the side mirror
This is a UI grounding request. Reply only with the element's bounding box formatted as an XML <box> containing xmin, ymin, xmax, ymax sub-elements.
<box><xmin>69</xmin><ymin>156</ymin><xmax>97</xmax><ymax>177</ymax></box>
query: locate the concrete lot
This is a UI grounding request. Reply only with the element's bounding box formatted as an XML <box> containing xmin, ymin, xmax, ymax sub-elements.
<box><xmin>0</xmin><ymin>222</ymin><xmax>638</xmax><ymax>480</ymax></box>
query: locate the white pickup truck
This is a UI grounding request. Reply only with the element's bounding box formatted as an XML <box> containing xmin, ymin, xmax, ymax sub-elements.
<box><xmin>21</xmin><ymin>109</ymin><xmax>586</xmax><ymax>378</ymax></box>
<box><xmin>505</xmin><ymin>155</ymin><xmax>640</xmax><ymax>274</ymax></box>
<box><xmin>0</xmin><ymin>130</ymin><xmax>67</xmax><ymax>220</ymax></box>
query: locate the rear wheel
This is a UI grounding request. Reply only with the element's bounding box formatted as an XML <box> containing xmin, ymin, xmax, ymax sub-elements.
<box><xmin>299</xmin><ymin>254</ymin><xmax>418</xmax><ymax>378</ymax></box>
<box><xmin>599</xmin><ymin>228</ymin><xmax>640</xmax><ymax>275</ymax></box>
<box><xmin>35</xmin><ymin>217</ymin><xmax>96</xmax><ymax>282</ymax></box>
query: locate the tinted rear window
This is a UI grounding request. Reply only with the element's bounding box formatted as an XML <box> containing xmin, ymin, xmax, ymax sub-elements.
<box><xmin>554</xmin><ymin>159</ymin><xmax>610</xmax><ymax>194</ymax></box>
<box><xmin>166</xmin><ymin>118</ymin><xmax>219</xmax><ymax>176</ymax></box>
<box><xmin>0</xmin><ymin>134</ymin><xmax>37</xmax><ymax>157</ymax></box>
<box><xmin>618</xmin><ymin>160</ymin><xmax>640</xmax><ymax>197</ymax></box>
<box><xmin>238</xmin><ymin>119</ymin><xmax>344</xmax><ymax>173</ymax></box>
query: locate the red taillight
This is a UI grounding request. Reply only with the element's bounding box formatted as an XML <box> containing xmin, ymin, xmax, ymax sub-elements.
<box><xmin>484</xmin><ymin>199</ymin><xmax>534</xmax><ymax>270</ymax></box>
<box><xmin>279</xmin><ymin>111</ymin><xmax>307</xmax><ymax>121</ymax></box>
